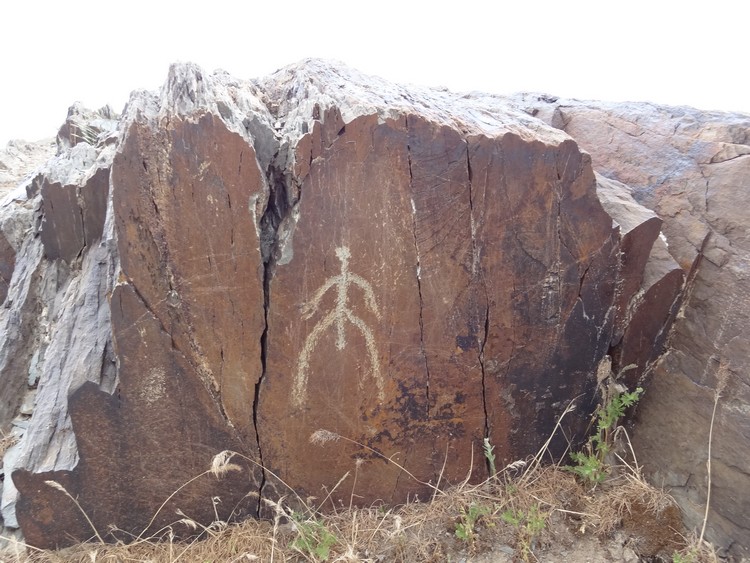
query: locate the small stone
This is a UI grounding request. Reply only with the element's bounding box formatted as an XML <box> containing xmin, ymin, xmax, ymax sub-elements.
<box><xmin>18</xmin><ymin>390</ymin><xmax>35</xmax><ymax>416</ymax></box>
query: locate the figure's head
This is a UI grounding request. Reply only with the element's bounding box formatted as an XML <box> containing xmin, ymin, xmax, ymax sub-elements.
<box><xmin>335</xmin><ymin>246</ymin><xmax>351</xmax><ymax>261</ymax></box>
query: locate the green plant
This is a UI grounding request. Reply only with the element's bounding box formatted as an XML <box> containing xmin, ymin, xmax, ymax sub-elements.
<box><xmin>289</xmin><ymin>512</ymin><xmax>338</xmax><ymax>561</ymax></box>
<box><xmin>501</xmin><ymin>503</ymin><xmax>547</xmax><ymax>562</ymax></box>
<box><xmin>524</xmin><ymin>504</ymin><xmax>546</xmax><ymax>537</ymax></box>
<box><xmin>671</xmin><ymin>540</ymin><xmax>719</xmax><ymax>563</ymax></box>
<box><xmin>568</xmin><ymin>387</ymin><xmax>643</xmax><ymax>484</ymax></box>
<box><xmin>568</xmin><ymin>450</ymin><xmax>607</xmax><ymax>483</ymax></box>
<box><xmin>455</xmin><ymin>503</ymin><xmax>490</xmax><ymax>544</ymax></box>
<box><xmin>672</xmin><ymin>551</ymin><xmax>695</xmax><ymax>563</ymax></box>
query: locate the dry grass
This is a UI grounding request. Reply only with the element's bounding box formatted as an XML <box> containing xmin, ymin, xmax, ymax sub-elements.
<box><xmin>2</xmin><ymin>380</ymin><xmax>726</xmax><ymax>563</ymax></box>
<box><xmin>6</xmin><ymin>464</ymin><xmax>691</xmax><ymax>563</ymax></box>
<box><xmin>2</xmin><ymin>434</ymin><xmax>697</xmax><ymax>563</ymax></box>
<box><xmin>0</xmin><ymin>428</ymin><xmax>18</xmax><ymax>458</ymax></box>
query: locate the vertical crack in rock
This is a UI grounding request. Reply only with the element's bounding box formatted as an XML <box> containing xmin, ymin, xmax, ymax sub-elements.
<box><xmin>465</xmin><ymin>140</ymin><xmax>492</xmax><ymax>456</ymax></box>
<box><xmin>404</xmin><ymin>117</ymin><xmax>431</xmax><ymax>416</ymax></box>
<box><xmin>673</xmin><ymin>231</ymin><xmax>710</xmax><ymax>329</ymax></box>
<box><xmin>75</xmin><ymin>190</ymin><xmax>86</xmax><ymax>261</ymax></box>
<box><xmin>556</xmin><ymin>184</ymin><xmax>575</xmax><ymax>272</ymax></box>
<box><xmin>254</xmin><ymin>160</ymin><xmax>291</xmax><ymax>514</ymax></box>
<box><xmin>577</xmin><ymin>265</ymin><xmax>590</xmax><ymax>301</ymax></box>
<box><xmin>479</xmin><ymin>307</ymin><xmax>491</xmax><ymax>468</ymax></box>
<box><xmin>700</xmin><ymin>166</ymin><xmax>711</xmax><ymax>215</ymax></box>
<box><xmin>253</xmin><ymin>275</ymin><xmax>269</xmax><ymax>516</ymax></box>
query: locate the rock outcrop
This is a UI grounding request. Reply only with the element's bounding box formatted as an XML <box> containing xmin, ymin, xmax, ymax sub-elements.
<box><xmin>0</xmin><ymin>62</ymin><xmax>690</xmax><ymax>549</ymax></box>
<box><xmin>514</xmin><ymin>95</ymin><xmax>750</xmax><ymax>558</ymax></box>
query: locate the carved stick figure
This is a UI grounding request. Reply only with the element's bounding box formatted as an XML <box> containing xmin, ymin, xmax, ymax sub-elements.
<box><xmin>293</xmin><ymin>246</ymin><xmax>384</xmax><ymax>406</ymax></box>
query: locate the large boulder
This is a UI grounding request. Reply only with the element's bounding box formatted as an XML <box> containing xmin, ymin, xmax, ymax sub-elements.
<box><xmin>514</xmin><ymin>95</ymin><xmax>750</xmax><ymax>558</ymax></box>
<box><xmin>1</xmin><ymin>62</ymin><xmax>684</xmax><ymax>548</ymax></box>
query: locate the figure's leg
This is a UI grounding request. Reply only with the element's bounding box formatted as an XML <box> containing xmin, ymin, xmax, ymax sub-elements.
<box><xmin>335</xmin><ymin>302</ymin><xmax>346</xmax><ymax>351</ymax></box>
<box><xmin>346</xmin><ymin>312</ymin><xmax>385</xmax><ymax>401</ymax></box>
<box><xmin>294</xmin><ymin>312</ymin><xmax>336</xmax><ymax>407</ymax></box>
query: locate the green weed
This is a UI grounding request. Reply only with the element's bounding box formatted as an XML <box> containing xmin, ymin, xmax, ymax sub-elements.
<box><xmin>673</xmin><ymin>551</ymin><xmax>696</xmax><ymax>563</ymax></box>
<box><xmin>455</xmin><ymin>503</ymin><xmax>491</xmax><ymax>544</ymax></box>
<box><xmin>568</xmin><ymin>386</ymin><xmax>643</xmax><ymax>484</ymax></box>
<box><xmin>289</xmin><ymin>512</ymin><xmax>338</xmax><ymax>561</ymax></box>
<box><xmin>501</xmin><ymin>503</ymin><xmax>547</xmax><ymax>562</ymax></box>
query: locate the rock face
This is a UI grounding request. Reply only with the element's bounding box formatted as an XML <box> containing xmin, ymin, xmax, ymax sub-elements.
<box><xmin>0</xmin><ymin>62</ymin><xmax>688</xmax><ymax>549</ymax></box>
<box><xmin>259</xmin><ymin>108</ymin><xmax>619</xmax><ymax>506</ymax></box>
<box><xmin>513</xmin><ymin>95</ymin><xmax>750</xmax><ymax>558</ymax></box>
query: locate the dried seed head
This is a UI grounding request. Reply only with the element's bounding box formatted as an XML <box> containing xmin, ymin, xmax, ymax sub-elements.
<box><xmin>716</xmin><ymin>359</ymin><xmax>730</xmax><ymax>396</ymax></box>
<box><xmin>210</xmin><ymin>450</ymin><xmax>243</xmax><ymax>477</ymax></box>
<box><xmin>310</xmin><ymin>430</ymin><xmax>340</xmax><ymax>445</ymax></box>
<box><xmin>44</xmin><ymin>480</ymin><xmax>68</xmax><ymax>494</ymax></box>
<box><xmin>504</xmin><ymin>460</ymin><xmax>527</xmax><ymax>472</ymax></box>
<box><xmin>176</xmin><ymin>518</ymin><xmax>199</xmax><ymax>531</ymax></box>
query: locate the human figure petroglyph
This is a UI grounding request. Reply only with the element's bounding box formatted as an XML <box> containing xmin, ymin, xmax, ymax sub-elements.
<box><xmin>293</xmin><ymin>246</ymin><xmax>384</xmax><ymax>406</ymax></box>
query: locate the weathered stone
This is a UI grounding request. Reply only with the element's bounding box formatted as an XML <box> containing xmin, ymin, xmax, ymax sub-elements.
<box><xmin>467</xmin><ymin>134</ymin><xmax>620</xmax><ymax>465</ymax></box>
<box><xmin>1</xmin><ymin>62</ymin><xmax>689</xmax><ymax>549</ymax></box>
<box><xmin>614</xmin><ymin>236</ymin><xmax>685</xmax><ymax>390</ymax></box>
<box><xmin>14</xmin><ymin>284</ymin><xmax>260</xmax><ymax>548</ymax></box>
<box><xmin>56</xmin><ymin>102</ymin><xmax>119</xmax><ymax>151</ymax></box>
<box><xmin>596</xmin><ymin>175</ymin><xmax>662</xmax><ymax>341</ymax></box>
<box><xmin>0</xmin><ymin>232</ymin><xmax>13</xmax><ymax>303</ymax></box>
<box><xmin>0</xmin><ymin>175</ymin><xmax>116</xmax><ymax>530</ymax></box>
<box><xmin>12</xmin><ymin>72</ymin><xmax>274</xmax><ymax>545</ymax></box>
<box><xmin>514</xmin><ymin>95</ymin><xmax>750</xmax><ymax>557</ymax></box>
<box><xmin>40</xmin><ymin>166</ymin><xmax>109</xmax><ymax>262</ymax></box>
<box><xmin>0</xmin><ymin>111</ymin><xmax>120</xmax><ymax>530</ymax></box>
<box><xmin>0</xmin><ymin>136</ymin><xmax>55</xmax><ymax>301</ymax></box>
<box><xmin>113</xmin><ymin>111</ymin><xmax>270</xmax><ymax>447</ymax></box>
<box><xmin>595</xmin><ymin>175</ymin><xmax>685</xmax><ymax>385</ymax></box>
<box><xmin>0</xmin><ymin>231</ymin><xmax>43</xmax><ymax>438</ymax></box>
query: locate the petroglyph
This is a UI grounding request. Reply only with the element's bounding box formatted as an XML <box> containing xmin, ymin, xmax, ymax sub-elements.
<box><xmin>141</xmin><ymin>367</ymin><xmax>166</xmax><ymax>405</ymax></box>
<box><xmin>294</xmin><ymin>246</ymin><xmax>384</xmax><ymax>406</ymax></box>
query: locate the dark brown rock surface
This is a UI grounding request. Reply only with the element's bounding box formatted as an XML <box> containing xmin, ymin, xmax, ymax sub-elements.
<box><xmin>1</xmin><ymin>62</ymin><xmax>687</xmax><ymax>548</ymax></box>
<box><xmin>113</xmin><ymin>112</ymin><xmax>268</xmax><ymax>447</ymax></box>
<box><xmin>257</xmin><ymin>84</ymin><xmax>628</xmax><ymax>507</ymax></box>
<box><xmin>40</xmin><ymin>166</ymin><xmax>109</xmax><ymax>262</ymax></box>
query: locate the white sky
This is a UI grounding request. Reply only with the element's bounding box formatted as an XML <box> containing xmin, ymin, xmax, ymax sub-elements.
<box><xmin>1</xmin><ymin>0</ymin><xmax>747</xmax><ymax>147</ymax></box>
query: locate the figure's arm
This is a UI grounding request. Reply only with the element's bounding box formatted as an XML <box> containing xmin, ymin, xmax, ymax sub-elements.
<box><xmin>300</xmin><ymin>276</ymin><xmax>338</xmax><ymax>318</ymax></box>
<box><xmin>351</xmin><ymin>274</ymin><xmax>381</xmax><ymax>318</ymax></box>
